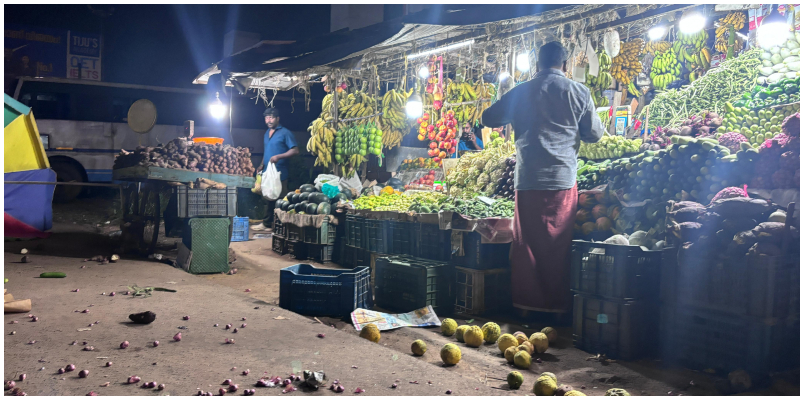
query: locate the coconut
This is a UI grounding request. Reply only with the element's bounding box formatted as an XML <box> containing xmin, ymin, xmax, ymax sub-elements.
<box><xmin>595</xmin><ymin>217</ymin><xmax>613</xmax><ymax>232</ymax></box>
<box><xmin>591</xmin><ymin>204</ymin><xmax>608</xmax><ymax>220</ymax></box>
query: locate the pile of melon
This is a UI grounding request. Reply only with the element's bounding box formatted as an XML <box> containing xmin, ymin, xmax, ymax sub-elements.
<box><xmin>276</xmin><ymin>184</ymin><xmax>349</xmax><ymax>215</ymax></box>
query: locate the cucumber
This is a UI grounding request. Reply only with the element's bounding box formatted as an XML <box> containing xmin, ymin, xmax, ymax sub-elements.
<box><xmin>39</xmin><ymin>272</ymin><xmax>66</xmax><ymax>278</ymax></box>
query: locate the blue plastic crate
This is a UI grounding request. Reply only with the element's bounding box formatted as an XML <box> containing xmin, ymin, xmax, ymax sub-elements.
<box><xmin>279</xmin><ymin>264</ymin><xmax>372</xmax><ymax>318</ymax></box>
<box><xmin>230</xmin><ymin>217</ymin><xmax>250</xmax><ymax>242</ymax></box>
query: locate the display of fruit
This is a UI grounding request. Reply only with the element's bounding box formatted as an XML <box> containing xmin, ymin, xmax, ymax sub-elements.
<box><xmin>576</xmin><ymin>159</ymin><xmax>610</xmax><ymax>191</ymax></box>
<box><xmin>529</xmin><ymin>332</ymin><xmax>549</xmax><ymax>354</ymax></box>
<box><xmin>714</xmin><ymin>12</ymin><xmax>746</xmax><ymax>56</ymax></box>
<box><xmin>411</xmin><ymin>340</ymin><xmax>427</xmax><ymax>356</ymax></box>
<box><xmin>445</xmin><ymin>138</ymin><xmax>514</xmax><ymax>198</ymax></box>
<box><xmin>399</xmin><ymin>157</ymin><xmax>440</xmax><ymax>171</ymax></box>
<box><xmin>504</xmin><ymin>346</ymin><xmax>519</xmax><ymax>363</ymax></box>
<box><xmin>579</xmin><ymin>135</ymin><xmax>641</xmax><ymax>160</ymax></box>
<box><xmin>114</xmin><ymin>138</ymin><xmax>254</xmax><ymax>175</ymax></box>
<box><xmin>441</xmin><ymin>318</ymin><xmax>458</xmax><ymax>336</ymax></box>
<box><xmin>610</xmin><ymin>38</ymin><xmax>644</xmax><ymax>86</ymax></box>
<box><xmin>440</xmin><ymin>343</ymin><xmax>462</xmax><ymax>365</ymax></box>
<box><xmin>719</xmin><ymin>103</ymin><xmax>798</xmax><ymax>147</ymax></box>
<box><xmin>674</xmin><ymin>28</ymin><xmax>712</xmax><ymax>81</ymax></box>
<box><xmin>756</xmin><ymin>31</ymin><xmax>800</xmax><ymax>86</ymax></box>
<box><xmin>750</xmin><ymin>123</ymin><xmax>799</xmax><ymax>190</ymax></box>
<box><xmin>277</xmin><ymin>184</ymin><xmax>335</xmax><ymax>215</ymax></box>
<box><xmin>481</xmin><ymin>322</ymin><xmax>501</xmax><ymax>343</ymax></box>
<box><xmin>513</xmin><ymin>351</ymin><xmax>532</xmax><ymax>369</ymax></box>
<box><xmin>497</xmin><ymin>334</ymin><xmax>519</xmax><ymax>353</ymax></box>
<box><xmin>494</xmin><ymin>156</ymin><xmax>516</xmax><ymax>200</ymax></box>
<box><xmin>586</xmin><ymin>49</ymin><xmax>614</xmax><ymax>107</ymax></box>
<box><xmin>463</xmin><ymin>325</ymin><xmax>484</xmax><ymax>348</ymax></box>
<box><xmin>507</xmin><ymin>371</ymin><xmax>524</xmax><ymax>390</ymax></box>
<box><xmin>455</xmin><ymin>325</ymin><xmax>469</xmax><ymax>343</ymax></box>
<box><xmin>533</xmin><ymin>375</ymin><xmax>558</xmax><ymax>396</ymax></box>
<box><xmin>333</xmin><ymin>122</ymin><xmax>382</xmax><ymax>177</ymax></box>
<box><xmin>644</xmin><ymin>40</ymin><xmax>671</xmax><ymax>55</ymax></box>
<box><xmin>445</xmin><ymin>75</ymin><xmax>478</xmax><ymax>123</ymax></box>
<box><xmin>734</xmin><ymin>79</ymin><xmax>800</xmax><ymax>110</ymax></box>
<box><xmin>306</xmin><ymin>117</ymin><xmax>335</xmax><ymax>169</ymax></box>
<box><xmin>650</xmin><ymin>48</ymin><xmax>681</xmax><ymax>90</ymax></box>
<box><xmin>380</xmin><ymin>88</ymin><xmax>413</xmax><ymax>149</ymax></box>
<box><xmin>339</xmin><ymin>84</ymin><xmax>377</xmax><ymax>120</ymax></box>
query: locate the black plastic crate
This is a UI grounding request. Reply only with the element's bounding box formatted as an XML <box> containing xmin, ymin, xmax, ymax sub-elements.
<box><xmin>454</xmin><ymin>266</ymin><xmax>511</xmax><ymax>316</ymax></box>
<box><xmin>302</xmin><ymin>218</ymin><xmax>336</xmax><ymax>245</ymax></box>
<box><xmin>285</xmin><ymin>224</ymin><xmax>302</xmax><ymax>242</ymax></box>
<box><xmin>346</xmin><ymin>215</ymin><xmax>367</xmax><ymax>248</ymax></box>
<box><xmin>390</xmin><ymin>221</ymin><xmax>416</xmax><ymax>256</ymax></box>
<box><xmin>570</xmin><ymin>240</ymin><xmax>662</xmax><ymax>301</ymax></box>
<box><xmin>572</xmin><ymin>293</ymin><xmax>659</xmax><ymax>361</ymax></box>
<box><xmin>175</xmin><ymin>187</ymin><xmax>237</xmax><ymax>218</ymax></box>
<box><xmin>374</xmin><ymin>256</ymin><xmax>453</xmax><ymax>314</ymax></box>
<box><xmin>272</xmin><ymin>235</ymin><xmax>287</xmax><ymax>255</ymax></box>
<box><xmin>279</xmin><ymin>264</ymin><xmax>372</xmax><ymax>318</ymax></box>
<box><xmin>661</xmin><ymin>305</ymin><xmax>796</xmax><ymax>375</ymax></box>
<box><xmin>450</xmin><ymin>231</ymin><xmax>511</xmax><ymax>270</ymax></box>
<box><xmin>307</xmin><ymin>243</ymin><xmax>334</xmax><ymax>264</ymax></box>
<box><xmin>675</xmin><ymin>246</ymin><xmax>792</xmax><ymax>318</ymax></box>
<box><xmin>272</xmin><ymin>212</ymin><xmax>285</xmax><ymax>237</ymax></box>
<box><xmin>286</xmin><ymin>239</ymin><xmax>307</xmax><ymax>260</ymax></box>
<box><xmin>416</xmin><ymin>223</ymin><xmax>451</xmax><ymax>261</ymax></box>
<box><xmin>365</xmin><ymin>219</ymin><xmax>391</xmax><ymax>253</ymax></box>
<box><xmin>343</xmin><ymin>245</ymin><xmax>369</xmax><ymax>269</ymax></box>
<box><xmin>333</xmin><ymin>239</ymin><xmax>346</xmax><ymax>266</ymax></box>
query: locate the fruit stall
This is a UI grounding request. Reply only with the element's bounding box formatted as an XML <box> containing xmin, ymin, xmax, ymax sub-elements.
<box><xmin>191</xmin><ymin>4</ymin><xmax>800</xmax><ymax>392</ymax></box>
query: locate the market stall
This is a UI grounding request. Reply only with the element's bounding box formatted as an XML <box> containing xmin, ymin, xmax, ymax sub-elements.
<box><xmin>194</xmin><ymin>3</ymin><xmax>799</xmax><ymax>389</ymax></box>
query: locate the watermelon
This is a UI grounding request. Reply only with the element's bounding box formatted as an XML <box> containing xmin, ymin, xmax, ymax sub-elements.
<box><xmin>332</xmin><ymin>193</ymin><xmax>348</xmax><ymax>204</ymax></box>
<box><xmin>305</xmin><ymin>203</ymin><xmax>318</xmax><ymax>215</ymax></box>
<box><xmin>299</xmin><ymin>184</ymin><xmax>316</xmax><ymax>193</ymax></box>
<box><xmin>340</xmin><ymin>188</ymin><xmax>353</xmax><ymax>200</ymax></box>
<box><xmin>317</xmin><ymin>202</ymin><xmax>331</xmax><ymax>215</ymax></box>
<box><xmin>275</xmin><ymin>200</ymin><xmax>285</xmax><ymax>209</ymax></box>
<box><xmin>281</xmin><ymin>201</ymin><xmax>291</xmax><ymax>211</ymax></box>
<box><xmin>294</xmin><ymin>203</ymin><xmax>305</xmax><ymax>212</ymax></box>
<box><xmin>299</xmin><ymin>192</ymin><xmax>311</xmax><ymax>202</ymax></box>
<box><xmin>290</xmin><ymin>193</ymin><xmax>300</xmax><ymax>204</ymax></box>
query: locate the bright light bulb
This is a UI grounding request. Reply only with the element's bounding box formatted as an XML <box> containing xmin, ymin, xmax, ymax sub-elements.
<box><xmin>678</xmin><ymin>13</ymin><xmax>705</xmax><ymax>34</ymax></box>
<box><xmin>648</xmin><ymin>25</ymin><xmax>666</xmax><ymax>41</ymax></box>
<box><xmin>418</xmin><ymin>65</ymin><xmax>430</xmax><ymax>79</ymax></box>
<box><xmin>499</xmin><ymin>71</ymin><xmax>511</xmax><ymax>81</ymax></box>
<box><xmin>405</xmin><ymin>93</ymin><xmax>423</xmax><ymax>119</ymax></box>
<box><xmin>516</xmin><ymin>53</ymin><xmax>530</xmax><ymax>72</ymax></box>
<box><xmin>757</xmin><ymin>13</ymin><xmax>790</xmax><ymax>49</ymax></box>
<box><xmin>209</xmin><ymin>103</ymin><xmax>227</xmax><ymax>119</ymax></box>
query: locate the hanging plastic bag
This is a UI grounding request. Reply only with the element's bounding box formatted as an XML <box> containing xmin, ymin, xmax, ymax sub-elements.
<box><xmin>261</xmin><ymin>163</ymin><xmax>282</xmax><ymax>201</ymax></box>
<box><xmin>314</xmin><ymin>174</ymin><xmax>340</xmax><ymax>191</ymax></box>
<box><xmin>339</xmin><ymin>173</ymin><xmax>362</xmax><ymax>193</ymax></box>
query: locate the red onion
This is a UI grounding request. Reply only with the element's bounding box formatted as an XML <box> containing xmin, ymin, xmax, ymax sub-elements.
<box><xmin>294</xmin><ymin>376</ymin><xmax>301</xmax><ymax>382</ymax></box>
<box><xmin>82</xmin><ymin>309</ymin><xmax>90</xmax><ymax>313</ymax></box>
<box><xmin>105</xmin><ymin>362</ymin><xmax>112</xmax><ymax>367</ymax></box>
<box><xmin>317</xmin><ymin>333</ymin><xmax>325</xmax><ymax>338</ymax></box>
<box><xmin>88</xmin><ymin>324</ymin><xmax>94</xmax><ymax>327</ymax></box>
<box><xmin>5</xmin><ymin>380</ymin><xmax>15</xmax><ymax>390</ymax></box>
<box><xmin>240</xmin><ymin>324</ymin><xmax>247</xmax><ymax>328</ymax></box>
<box><xmin>173</xmin><ymin>332</ymin><xmax>182</xmax><ymax>341</ymax></box>
<box><xmin>27</xmin><ymin>340</ymin><xmax>36</xmax><ymax>344</ymax></box>
<box><xmin>225</xmin><ymin>324</ymin><xmax>232</xmax><ymax>330</ymax></box>
<box><xmin>81</xmin><ymin>265</ymin><xmax>86</xmax><ymax>268</ymax></box>
<box><xmin>282</xmin><ymin>379</ymin><xmax>292</xmax><ymax>387</ymax></box>
<box><xmin>333</xmin><ymin>380</ymin><xmax>340</xmax><ymax>385</ymax></box>
<box><xmin>242</xmin><ymin>369</ymin><xmax>250</xmax><ymax>376</ymax></box>
<box><xmin>124</xmin><ymin>291</ymin><xmax>130</xmax><ymax>295</ymax></box>
<box><xmin>446</xmin><ymin>389</ymin><xmax>453</xmax><ymax>394</ymax></box>
<box><xmin>391</xmin><ymin>383</ymin><xmax>398</xmax><ymax>388</ymax></box>
<box><xmin>128</xmin><ymin>376</ymin><xmax>141</xmax><ymax>384</ymax></box>
<box><xmin>86</xmin><ymin>391</ymin><xmax>97</xmax><ymax>396</ymax></box>
<box><xmin>228</xmin><ymin>384</ymin><xmax>238</xmax><ymax>393</ymax></box>
<box><xmin>225</xmin><ymin>338</ymin><xmax>234</xmax><ymax>344</ymax></box>
<box><xmin>57</xmin><ymin>368</ymin><xmax>65</xmax><ymax>374</ymax></box>
<box><xmin>232</xmin><ymin>328</ymin><xmax>238</xmax><ymax>333</ymax></box>
<box><xmin>31</xmin><ymin>317</ymin><xmax>38</xmax><ymax>322</ymax></box>
<box><xmin>182</xmin><ymin>316</ymin><xmax>190</xmax><ymax>320</ymax></box>
<box><xmin>65</xmin><ymin>364</ymin><xmax>76</xmax><ymax>372</ymax></box>
<box><xmin>146</xmin><ymin>382</ymin><xmax>157</xmax><ymax>388</ymax></box>
<box><xmin>335</xmin><ymin>385</ymin><xmax>344</xmax><ymax>393</ymax></box>
<box><xmin>79</xmin><ymin>370</ymin><xmax>89</xmax><ymax>378</ymax></box>
<box><xmin>83</xmin><ymin>346</ymin><xmax>95</xmax><ymax>351</ymax></box>
<box><xmin>244</xmin><ymin>389</ymin><xmax>255</xmax><ymax>396</ymax></box>
<box><xmin>109</xmin><ymin>292</ymin><xmax>115</xmax><ymax>296</ymax></box>
<box><xmin>244</xmin><ymin>289</ymin><xmax>251</xmax><ymax>292</ymax></box>
<box><xmin>10</xmin><ymin>321</ymin><xmax>18</xmax><ymax>324</ymax></box>
<box><xmin>214</xmin><ymin>324</ymin><xmax>219</xmax><ymax>327</ymax></box>
<box><xmin>222</xmin><ymin>379</ymin><xmax>232</xmax><ymax>385</ymax></box>
<box><xmin>218</xmin><ymin>388</ymin><xmax>226</xmax><ymax>396</ymax></box>
<box><xmin>241</xmin><ymin>317</ymin><xmax>247</xmax><ymax>321</ymax></box>
<box><xmin>94</xmin><ymin>321</ymin><xmax>100</xmax><ymax>324</ymax></box>
<box><xmin>18</xmin><ymin>374</ymin><xmax>26</xmax><ymax>382</ymax></box>
<box><xmin>256</xmin><ymin>380</ymin><xmax>268</xmax><ymax>387</ymax></box>
<box><xmin>152</xmin><ymin>340</ymin><xmax>159</xmax><ymax>347</ymax></box>
<box><xmin>120</xmin><ymin>341</ymin><xmax>129</xmax><ymax>349</ymax></box>
<box><xmin>157</xmin><ymin>384</ymin><xmax>165</xmax><ymax>391</ymax></box>
<box><xmin>197</xmin><ymin>390</ymin><xmax>205</xmax><ymax>396</ymax></box>
<box><xmin>27</xmin><ymin>314</ymin><xmax>32</xmax><ymax>318</ymax></box>
<box><xmin>72</xmin><ymin>289</ymin><xmax>80</xmax><ymax>292</ymax></box>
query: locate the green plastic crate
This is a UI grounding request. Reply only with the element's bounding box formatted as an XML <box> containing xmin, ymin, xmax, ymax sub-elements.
<box><xmin>374</xmin><ymin>256</ymin><xmax>452</xmax><ymax>314</ymax></box>
<box><xmin>182</xmin><ymin>218</ymin><xmax>231</xmax><ymax>274</ymax></box>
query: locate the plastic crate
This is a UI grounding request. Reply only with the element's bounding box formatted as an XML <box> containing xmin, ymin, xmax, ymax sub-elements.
<box><xmin>272</xmin><ymin>212</ymin><xmax>285</xmax><ymax>237</ymax></box>
<box><xmin>272</xmin><ymin>235</ymin><xmax>287</xmax><ymax>255</ymax></box>
<box><xmin>346</xmin><ymin>215</ymin><xmax>367</xmax><ymax>249</ymax></box>
<box><xmin>286</xmin><ymin>239</ymin><xmax>307</xmax><ymax>260</ymax></box>
<box><xmin>572</xmin><ymin>293</ymin><xmax>658</xmax><ymax>361</ymax></box>
<box><xmin>301</xmin><ymin>217</ymin><xmax>336</xmax><ymax>245</ymax></box>
<box><xmin>450</xmin><ymin>231</ymin><xmax>511</xmax><ymax>270</ymax></box>
<box><xmin>230</xmin><ymin>217</ymin><xmax>250</xmax><ymax>242</ymax></box>
<box><xmin>175</xmin><ymin>187</ymin><xmax>237</xmax><ymax>218</ymax></box>
<box><xmin>374</xmin><ymin>256</ymin><xmax>453</xmax><ymax>314</ymax></box>
<box><xmin>454</xmin><ymin>266</ymin><xmax>511</xmax><ymax>316</ymax></box>
<box><xmin>416</xmin><ymin>223</ymin><xmax>451</xmax><ymax>261</ymax></box>
<box><xmin>390</xmin><ymin>221</ymin><xmax>416</xmax><ymax>256</ymax></box>
<box><xmin>307</xmin><ymin>243</ymin><xmax>334</xmax><ymax>264</ymax></box>
<box><xmin>342</xmin><ymin>245</ymin><xmax>369</xmax><ymax>269</ymax></box>
<box><xmin>675</xmin><ymin>247</ymin><xmax>792</xmax><ymax>318</ymax></box>
<box><xmin>365</xmin><ymin>219</ymin><xmax>391</xmax><ymax>253</ymax></box>
<box><xmin>285</xmin><ymin>224</ymin><xmax>302</xmax><ymax>241</ymax></box>
<box><xmin>181</xmin><ymin>218</ymin><xmax>231</xmax><ymax>274</ymax></box>
<box><xmin>279</xmin><ymin>264</ymin><xmax>372</xmax><ymax>318</ymax></box>
<box><xmin>661</xmin><ymin>305</ymin><xmax>796</xmax><ymax>375</ymax></box>
<box><xmin>333</xmin><ymin>239</ymin><xmax>346</xmax><ymax>266</ymax></box>
<box><xmin>570</xmin><ymin>240</ymin><xmax>661</xmax><ymax>301</ymax></box>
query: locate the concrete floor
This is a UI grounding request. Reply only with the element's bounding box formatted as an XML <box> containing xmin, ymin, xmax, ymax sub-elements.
<box><xmin>3</xmin><ymin>220</ymin><xmax>799</xmax><ymax>396</ymax></box>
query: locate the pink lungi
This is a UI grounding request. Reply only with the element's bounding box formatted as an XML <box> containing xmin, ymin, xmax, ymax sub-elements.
<box><xmin>511</xmin><ymin>185</ymin><xmax>578</xmax><ymax>313</ymax></box>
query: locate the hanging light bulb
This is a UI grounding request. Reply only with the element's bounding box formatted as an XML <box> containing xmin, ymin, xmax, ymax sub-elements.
<box><xmin>209</xmin><ymin>92</ymin><xmax>227</xmax><ymax>119</ymax></box>
<box><xmin>498</xmin><ymin>71</ymin><xmax>511</xmax><ymax>82</ymax></box>
<box><xmin>516</xmin><ymin>53</ymin><xmax>530</xmax><ymax>72</ymax></box>
<box><xmin>648</xmin><ymin>19</ymin><xmax>669</xmax><ymax>41</ymax></box>
<box><xmin>678</xmin><ymin>12</ymin><xmax>706</xmax><ymax>34</ymax></box>
<box><xmin>405</xmin><ymin>92</ymin><xmax>423</xmax><ymax>119</ymax></box>
<box><xmin>418</xmin><ymin>65</ymin><xmax>430</xmax><ymax>79</ymax></box>
<box><xmin>757</xmin><ymin>7</ymin><xmax>790</xmax><ymax>49</ymax></box>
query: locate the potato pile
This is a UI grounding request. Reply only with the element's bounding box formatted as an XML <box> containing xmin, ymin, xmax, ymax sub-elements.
<box><xmin>114</xmin><ymin>138</ymin><xmax>255</xmax><ymax>176</ymax></box>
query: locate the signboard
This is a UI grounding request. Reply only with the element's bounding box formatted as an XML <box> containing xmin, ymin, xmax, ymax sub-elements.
<box><xmin>4</xmin><ymin>24</ymin><xmax>101</xmax><ymax>81</ymax></box>
<box><xmin>4</xmin><ymin>24</ymin><xmax>67</xmax><ymax>78</ymax></box>
<box><xmin>67</xmin><ymin>31</ymin><xmax>101</xmax><ymax>80</ymax></box>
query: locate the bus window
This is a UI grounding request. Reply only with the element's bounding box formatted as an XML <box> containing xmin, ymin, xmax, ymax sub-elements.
<box><xmin>20</xmin><ymin>93</ymin><xmax>70</xmax><ymax>120</ymax></box>
<box><xmin>112</xmin><ymin>97</ymin><xmax>132</xmax><ymax>122</ymax></box>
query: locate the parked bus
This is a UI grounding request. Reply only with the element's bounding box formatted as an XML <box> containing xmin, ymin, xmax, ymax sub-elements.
<box><xmin>11</xmin><ymin>77</ymin><xmax>283</xmax><ymax>202</ymax></box>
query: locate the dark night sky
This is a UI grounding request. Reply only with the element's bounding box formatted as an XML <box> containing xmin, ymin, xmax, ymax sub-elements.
<box><xmin>4</xmin><ymin>4</ymin><xmax>332</xmax><ymax>88</ymax></box>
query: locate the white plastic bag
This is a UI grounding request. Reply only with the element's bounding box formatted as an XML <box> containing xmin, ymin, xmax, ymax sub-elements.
<box><xmin>339</xmin><ymin>173</ymin><xmax>362</xmax><ymax>193</ymax></box>
<box><xmin>314</xmin><ymin>174</ymin><xmax>339</xmax><ymax>191</ymax></box>
<box><xmin>261</xmin><ymin>163</ymin><xmax>282</xmax><ymax>201</ymax></box>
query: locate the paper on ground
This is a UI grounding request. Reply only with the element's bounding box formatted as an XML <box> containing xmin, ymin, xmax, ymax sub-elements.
<box><xmin>351</xmin><ymin>306</ymin><xmax>441</xmax><ymax>331</ymax></box>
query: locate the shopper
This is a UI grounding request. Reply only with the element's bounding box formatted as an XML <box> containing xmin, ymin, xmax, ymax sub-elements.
<box><xmin>251</xmin><ymin>108</ymin><xmax>299</xmax><ymax>232</ymax></box>
<box><xmin>481</xmin><ymin>41</ymin><xmax>604</xmax><ymax>321</ymax></box>
<box><xmin>458</xmin><ymin>122</ymin><xmax>483</xmax><ymax>151</ymax></box>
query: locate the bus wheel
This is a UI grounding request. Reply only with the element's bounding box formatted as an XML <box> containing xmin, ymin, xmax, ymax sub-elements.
<box><xmin>51</xmin><ymin>161</ymin><xmax>84</xmax><ymax>203</ymax></box>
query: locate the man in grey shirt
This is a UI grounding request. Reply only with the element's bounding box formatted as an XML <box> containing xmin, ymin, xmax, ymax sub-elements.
<box><xmin>481</xmin><ymin>41</ymin><xmax>604</xmax><ymax>319</ymax></box>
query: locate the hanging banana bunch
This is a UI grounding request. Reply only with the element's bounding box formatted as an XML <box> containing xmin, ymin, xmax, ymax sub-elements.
<box><xmin>715</xmin><ymin>12</ymin><xmax>746</xmax><ymax>55</ymax></box>
<box><xmin>445</xmin><ymin>78</ymin><xmax>477</xmax><ymax>124</ymax></box>
<box><xmin>380</xmin><ymin>88</ymin><xmax>413</xmax><ymax>149</ymax></box>
<box><xmin>649</xmin><ymin>48</ymin><xmax>682</xmax><ymax>90</ymax></box>
<box><xmin>610</xmin><ymin>38</ymin><xmax>644</xmax><ymax>87</ymax></box>
<box><xmin>673</xmin><ymin>29</ymin><xmax>712</xmax><ymax>80</ymax></box>
<box><xmin>644</xmin><ymin>40</ymin><xmax>671</xmax><ymax>55</ymax></box>
<box><xmin>585</xmin><ymin>49</ymin><xmax>614</xmax><ymax>107</ymax></box>
<box><xmin>338</xmin><ymin>83</ymin><xmax>378</xmax><ymax>120</ymax></box>
<box><xmin>307</xmin><ymin>117</ymin><xmax>335</xmax><ymax>170</ymax></box>
<box><xmin>471</xmin><ymin>80</ymin><xmax>497</xmax><ymax>124</ymax></box>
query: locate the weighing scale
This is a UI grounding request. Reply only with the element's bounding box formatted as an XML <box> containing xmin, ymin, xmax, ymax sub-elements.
<box><xmin>614</xmin><ymin>105</ymin><xmax>631</xmax><ymax>136</ymax></box>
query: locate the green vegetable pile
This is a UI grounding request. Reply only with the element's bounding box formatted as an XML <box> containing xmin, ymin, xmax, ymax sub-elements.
<box><xmin>445</xmin><ymin>141</ymin><xmax>515</xmax><ymax>198</ymax></box>
<box><xmin>638</xmin><ymin>48</ymin><xmax>762</xmax><ymax>131</ymax></box>
<box><xmin>577</xmin><ymin>159</ymin><xmax>611</xmax><ymax>190</ymax></box>
<box><xmin>579</xmin><ymin>135</ymin><xmax>642</xmax><ymax>160</ymax></box>
<box><xmin>439</xmin><ymin>197</ymin><xmax>514</xmax><ymax>218</ymax></box>
<box><xmin>730</xmin><ymin>77</ymin><xmax>800</xmax><ymax>110</ymax></box>
<box><xmin>354</xmin><ymin>191</ymin><xmax>447</xmax><ymax>212</ymax></box>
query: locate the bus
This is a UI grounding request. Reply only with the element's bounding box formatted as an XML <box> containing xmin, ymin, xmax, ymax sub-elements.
<box><xmin>11</xmin><ymin>77</ymin><xmax>289</xmax><ymax>202</ymax></box>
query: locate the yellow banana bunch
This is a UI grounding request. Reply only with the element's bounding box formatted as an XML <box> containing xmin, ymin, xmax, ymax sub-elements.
<box><xmin>472</xmin><ymin>81</ymin><xmax>497</xmax><ymax>99</ymax></box>
<box><xmin>380</xmin><ymin>89</ymin><xmax>410</xmax><ymax>130</ymax></box>
<box><xmin>445</xmin><ymin>79</ymin><xmax>479</xmax><ymax>123</ymax></box>
<box><xmin>715</xmin><ymin>35</ymin><xmax>744</xmax><ymax>54</ymax></box>
<box><xmin>339</xmin><ymin>90</ymin><xmax>377</xmax><ymax>120</ymax></box>
<box><xmin>650</xmin><ymin>48</ymin><xmax>681</xmax><ymax>90</ymax></box>
<box><xmin>611</xmin><ymin>39</ymin><xmax>644</xmax><ymax>86</ymax></box>
<box><xmin>676</xmin><ymin>30</ymin><xmax>709</xmax><ymax>53</ymax></box>
<box><xmin>716</xmin><ymin>12</ymin><xmax>746</xmax><ymax>39</ymax></box>
<box><xmin>645</xmin><ymin>40</ymin><xmax>671</xmax><ymax>55</ymax></box>
<box><xmin>307</xmin><ymin>117</ymin><xmax>336</xmax><ymax>169</ymax></box>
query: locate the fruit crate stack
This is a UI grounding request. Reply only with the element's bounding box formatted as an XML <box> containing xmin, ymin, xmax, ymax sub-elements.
<box><xmin>365</xmin><ymin>219</ymin><xmax>391</xmax><ymax>254</ymax></box>
<box><xmin>570</xmin><ymin>240</ymin><xmax>662</xmax><ymax>360</ymax></box>
<box><xmin>302</xmin><ymin>216</ymin><xmax>337</xmax><ymax>264</ymax></box>
<box><xmin>374</xmin><ymin>255</ymin><xmax>453</xmax><ymax>315</ymax></box>
<box><xmin>454</xmin><ymin>266</ymin><xmax>511</xmax><ymax>316</ymax></box>
<box><xmin>346</xmin><ymin>214</ymin><xmax>367</xmax><ymax>248</ymax></box>
<box><xmin>449</xmin><ymin>231</ymin><xmax>510</xmax><ymax>270</ymax></box>
<box><xmin>389</xmin><ymin>220</ymin><xmax>417</xmax><ymax>256</ymax></box>
<box><xmin>415</xmin><ymin>222</ymin><xmax>451</xmax><ymax>261</ymax></box>
<box><xmin>279</xmin><ymin>264</ymin><xmax>372</xmax><ymax>319</ymax></box>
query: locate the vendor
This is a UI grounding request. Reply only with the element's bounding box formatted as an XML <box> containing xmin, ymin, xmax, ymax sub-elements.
<box><xmin>481</xmin><ymin>41</ymin><xmax>604</xmax><ymax>322</ymax></box>
<box><xmin>252</xmin><ymin>107</ymin><xmax>299</xmax><ymax>232</ymax></box>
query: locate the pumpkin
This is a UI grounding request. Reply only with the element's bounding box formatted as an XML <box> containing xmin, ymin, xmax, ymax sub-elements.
<box><xmin>381</xmin><ymin>186</ymin><xmax>395</xmax><ymax>195</ymax></box>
